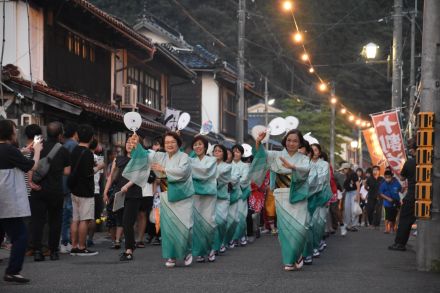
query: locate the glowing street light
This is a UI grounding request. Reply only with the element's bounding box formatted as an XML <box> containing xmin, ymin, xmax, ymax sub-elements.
<box><xmin>362</xmin><ymin>42</ymin><xmax>380</xmax><ymax>59</ymax></box>
<box><xmin>351</xmin><ymin>140</ymin><xmax>359</xmax><ymax>149</ymax></box>
<box><xmin>318</xmin><ymin>82</ymin><xmax>327</xmax><ymax>92</ymax></box>
<box><xmin>282</xmin><ymin>1</ymin><xmax>293</xmax><ymax>11</ymax></box>
<box><xmin>293</xmin><ymin>32</ymin><xmax>303</xmax><ymax>43</ymax></box>
<box><xmin>301</xmin><ymin>53</ymin><xmax>309</xmax><ymax>61</ymax></box>
<box><xmin>308</xmin><ymin>67</ymin><xmax>315</xmax><ymax>73</ymax></box>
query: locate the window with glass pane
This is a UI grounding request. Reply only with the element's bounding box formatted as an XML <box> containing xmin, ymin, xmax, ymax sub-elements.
<box><xmin>127</xmin><ymin>67</ymin><xmax>161</xmax><ymax>110</ymax></box>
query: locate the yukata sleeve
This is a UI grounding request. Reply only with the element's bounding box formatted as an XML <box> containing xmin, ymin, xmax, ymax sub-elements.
<box><xmin>166</xmin><ymin>154</ymin><xmax>191</xmax><ymax>183</ymax></box>
<box><xmin>249</xmin><ymin>145</ymin><xmax>271</xmax><ymax>186</ymax></box>
<box><xmin>122</xmin><ymin>144</ymin><xmax>150</xmax><ymax>188</ymax></box>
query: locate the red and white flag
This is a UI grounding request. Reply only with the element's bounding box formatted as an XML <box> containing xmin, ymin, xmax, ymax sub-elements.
<box><xmin>371</xmin><ymin>111</ymin><xmax>406</xmax><ymax>175</ymax></box>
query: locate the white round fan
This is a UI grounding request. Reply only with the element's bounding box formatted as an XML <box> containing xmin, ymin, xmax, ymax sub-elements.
<box><xmin>177</xmin><ymin>112</ymin><xmax>191</xmax><ymax>130</ymax></box>
<box><xmin>251</xmin><ymin>125</ymin><xmax>269</xmax><ymax>143</ymax></box>
<box><xmin>123</xmin><ymin>112</ymin><xmax>142</xmax><ymax>132</ymax></box>
<box><xmin>200</xmin><ymin>120</ymin><xmax>213</xmax><ymax>135</ymax></box>
<box><xmin>242</xmin><ymin>143</ymin><xmax>253</xmax><ymax>158</ymax></box>
<box><xmin>268</xmin><ymin>117</ymin><xmax>286</xmax><ymax>136</ymax></box>
<box><xmin>285</xmin><ymin>116</ymin><xmax>299</xmax><ymax>131</ymax></box>
<box><xmin>304</xmin><ymin>133</ymin><xmax>319</xmax><ymax>145</ymax></box>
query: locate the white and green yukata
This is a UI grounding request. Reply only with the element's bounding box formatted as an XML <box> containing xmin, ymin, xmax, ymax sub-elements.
<box><xmin>232</xmin><ymin>160</ymin><xmax>250</xmax><ymax>241</ymax></box>
<box><xmin>225</xmin><ymin>163</ymin><xmax>241</xmax><ymax>244</ymax></box>
<box><xmin>190</xmin><ymin>155</ymin><xmax>217</xmax><ymax>257</ymax></box>
<box><xmin>213</xmin><ymin>162</ymin><xmax>232</xmax><ymax>251</ymax></box>
<box><xmin>123</xmin><ymin>145</ymin><xmax>194</xmax><ymax>260</ymax></box>
<box><xmin>250</xmin><ymin>146</ymin><xmax>310</xmax><ymax>266</ymax></box>
<box><xmin>310</xmin><ymin>160</ymin><xmax>332</xmax><ymax>251</ymax></box>
<box><xmin>303</xmin><ymin>159</ymin><xmax>325</xmax><ymax>258</ymax></box>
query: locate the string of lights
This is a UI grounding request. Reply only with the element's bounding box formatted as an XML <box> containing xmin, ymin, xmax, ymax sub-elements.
<box><xmin>281</xmin><ymin>0</ymin><xmax>372</xmax><ymax>129</ymax></box>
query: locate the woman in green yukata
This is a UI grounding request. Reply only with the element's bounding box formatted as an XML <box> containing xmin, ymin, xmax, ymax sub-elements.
<box><xmin>225</xmin><ymin>147</ymin><xmax>241</xmax><ymax>248</ymax></box>
<box><xmin>231</xmin><ymin>145</ymin><xmax>251</xmax><ymax>247</ymax></box>
<box><xmin>251</xmin><ymin>129</ymin><xmax>311</xmax><ymax>271</ymax></box>
<box><xmin>189</xmin><ymin>136</ymin><xmax>218</xmax><ymax>263</ymax></box>
<box><xmin>302</xmin><ymin>143</ymin><xmax>331</xmax><ymax>265</ymax></box>
<box><xmin>212</xmin><ymin>144</ymin><xmax>232</xmax><ymax>254</ymax></box>
<box><xmin>310</xmin><ymin>145</ymin><xmax>332</xmax><ymax>259</ymax></box>
<box><xmin>123</xmin><ymin>132</ymin><xmax>194</xmax><ymax>268</ymax></box>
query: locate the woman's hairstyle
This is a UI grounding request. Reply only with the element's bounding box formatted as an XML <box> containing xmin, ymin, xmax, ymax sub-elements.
<box><xmin>163</xmin><ymin>131</ymin><xmax>183</xmax><ymax>148</ymax></box>
<box><xmin>231</xmin><ymin>144</ymin><xmax>244</xmax><ymax>155</ymax></box>
<box><xmin>320</xmin><ymin>151</ymin><xmax>329</xmax><ymax>162</ymax></box>
<box><xmin>191</xmin><ymin>135</ymin><xmax>209</xmax><ymax>154</ymax></box>
<box><xmin>300</xmin><ymin>139</ymin><xmax>312</xmax><ymax>154</ymax></box>
<box><xmin>282</xmin><ymin>129</ymin><xmax>305</xmax><ymax>148</ymax></box>
<box><xmin>311</xmin><ymin>143</ymin><xmax>322</xmax><ymax>156</ymax></box>
<box><xmin>214</xmin><ymin>144</ymin><xmax>228</xmax><ymax>162</ymax></box>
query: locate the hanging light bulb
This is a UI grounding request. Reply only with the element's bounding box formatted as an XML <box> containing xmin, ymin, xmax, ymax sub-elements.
<box><xmin>301</xmin><ymin>53</ymin><xmax>309</xmax><ymax>61</ymax></box>
<box><xmin>341</xmin><ymin>108</ymin><xmax>347</xmax><ymax>114</ymax></box>
<box><xmin>356</xmin><ymin>119</ymin><xmax>361</xmax><ymax>126</ymax></box>
<box><xmin>309</xmin><ymin>67</ymin><xmax>315</xmax><ymax>73</ymax></box>
<box><xmin>282</xmin><ymin>1</ymin><xmax>293</xmax><ymax>11</ymax></box>
<box><xmin>367</xmin><ymin>122</ymin><xmax>371</xmax><ymax>127</ymax></box>
<box><xmin>349</xmin><ymin>115</ymin><xmax>355</xmax><ymax>122</ymax></box>
<box><xmin>330</xmin><ymin>97</ymin><xmax>337</xmax><ymax>104</ymax></box>
<box><xmin>293</xmin><ymin>32</ymin><xmax>303</xmax><ymax>43</ymax></box>
<box><xmin>361</xmin><ymin>121</ymin><xmax>367</xmax><ymax>127</ymax></box>
<box><xmin>318</xmin><ymin>82</ymin><xmax>327</xmax><ymax>92</ymax></box>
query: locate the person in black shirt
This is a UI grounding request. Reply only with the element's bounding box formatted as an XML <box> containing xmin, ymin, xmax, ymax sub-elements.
<box><xmin>389</xmin><ymin>142</ymin><xmax>417</xmax><ymax>251</ymax></box>
<box><xmin>69</xmin><ymin>124</ymin><xmax>103</xmax><ymax>256</ymax></box>
<box><xmin>30</xmin><ymin>122</ymin><xmax>70</xmax><ymax>262</ymax></box>
<box><xmin>0</xmin><ymin>119</ymin><xmax>42</xmax><ymax>283</ymax></box>
<box><xmin>365</xmin><ymin>165</ymin><xmax>384</xmax><ymax>228</ymax></box>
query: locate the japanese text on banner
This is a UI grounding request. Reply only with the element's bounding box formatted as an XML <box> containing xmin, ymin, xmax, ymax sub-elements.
<box><xmin>371</xmin><ymin>111</ymin><xmax>406</xmax><ymax>175</ymax></box>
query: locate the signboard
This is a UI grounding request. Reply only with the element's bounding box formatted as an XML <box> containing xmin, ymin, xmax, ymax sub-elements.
<box><xmin>371</xmin><ymin>111</ymin><xmax>406</xmax><ymax>175</ymax></box>
<box><xmin>362</xmin><ymin>128</ymin><xmax>387</xmax><ymax>175</ymax></box>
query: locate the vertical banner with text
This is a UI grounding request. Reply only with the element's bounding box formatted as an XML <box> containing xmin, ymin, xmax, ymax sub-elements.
<box><xmin>362</xmin><ymin>128</ymin><xmax>387</xmax><ymax>175</ymax></box>
<box><xmin>371</xmin><ymin>111</ymin><xmax>406</xmax><ymax>175</ymax></box>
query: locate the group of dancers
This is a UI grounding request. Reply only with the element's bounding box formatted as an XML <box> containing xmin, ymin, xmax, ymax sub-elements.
<box><xmin>120</xmin><ymin>128</ymin><xmax>332</xmax><ymax>271</ymax></box>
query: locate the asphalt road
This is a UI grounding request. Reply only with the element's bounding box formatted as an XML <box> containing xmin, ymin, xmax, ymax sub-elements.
<box><xmin>1</xmin><ymin>227</ymin><xmax>439</xmax><ymax>293</ymax></box>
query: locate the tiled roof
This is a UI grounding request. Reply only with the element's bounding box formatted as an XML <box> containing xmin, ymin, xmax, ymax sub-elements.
<box><xmin>3</xmin><ymin>66</ymin><xmax>166</xmax><ymax>132</ymax></box>
<box><xmin>162</xmin><ymin>44</ymin><xmax>219</xmax><ymax>70</ymax></box>
<box><xmin>73</xmin><ymin>0</ymin><xmax>155</xmax><ymax>56</ymax></box>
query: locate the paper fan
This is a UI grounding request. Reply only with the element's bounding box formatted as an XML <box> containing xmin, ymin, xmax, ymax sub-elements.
<box><xmin>123</xmin><ymin>112</ymin><xmax>142</xmax><ymax>132</ymax></box>
<box><xmin>268</xmin><ymin>117</ymin><xmax>286</xmax><ymax>136</ymax></box>
<box><xmin>177</xmin><ymin>113</ymin><xmax>191</xmax><ymax>130</ymax></box>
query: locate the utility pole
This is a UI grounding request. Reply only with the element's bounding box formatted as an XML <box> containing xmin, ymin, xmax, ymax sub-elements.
<box><xmin>264</xmin><ymin>77</ymin><xmax>269</xmax><ymax>149</ymax></box>
<box><xmin>236</xmin><ymin>0</ymin><xmax>246</xmax><ymax>143</ymax></box>
<box><xmin>408</xmin><ymin>0</ymin><xmax>418</xmax><ymax>139</ymax></box>
<box><xmin>392</xmin><ymin>0</ymin><xmax>403</xmax><ymax>109</ymax></box>
<box><xmin>330</xmin><ymin>83</ymin><xmax>336</xmax><ymax>168</ymax></box>
<box><xmin>417</xmin><ymin>0</ymin><xmax>440</xmax><ymax>272</ymax></box>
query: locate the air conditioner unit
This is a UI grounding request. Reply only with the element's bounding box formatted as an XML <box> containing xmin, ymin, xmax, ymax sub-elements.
<box><xmin>121</xmin><ymin>84</ymin><xmax>138</xmax><ymax>109</ymax></box>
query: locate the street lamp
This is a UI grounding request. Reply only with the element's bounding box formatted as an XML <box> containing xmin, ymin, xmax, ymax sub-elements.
<box><xmin>362</xmin><ymin>42</ymin><xmax>380</xmax><ymax>59</ymax></box>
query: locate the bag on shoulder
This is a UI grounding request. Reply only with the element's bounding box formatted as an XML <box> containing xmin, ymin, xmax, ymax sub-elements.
<box><xmin>33</xmin><ymin>143</ymin><xmax>62</xmax><ymax>183</ymax></box>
